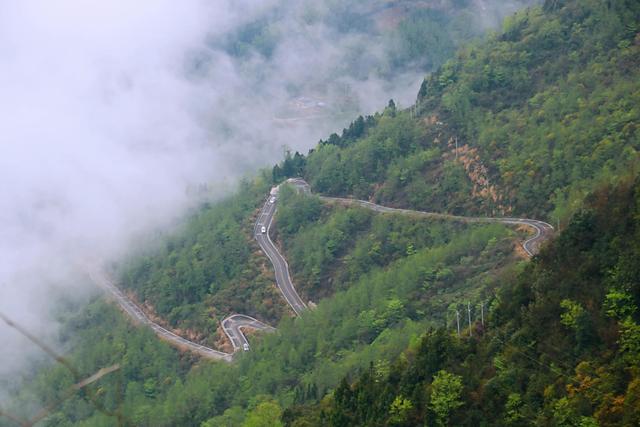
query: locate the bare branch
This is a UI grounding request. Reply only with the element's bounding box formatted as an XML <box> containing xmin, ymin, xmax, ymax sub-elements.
<box><xmin>0</xmin><ymin>407</ymin><xmax>27</xmax><ymax>427</ymax></box>
<box><xmin>0</xmin><ymin>312</ymin><xmax>127</xmax><ymax>426</ymax></box>
<box><xmin>0</xmin><ymin>312</ymin><xmax>78</xmax><ymax>377</ymax></box>
<box><xmin>27</xmin><ymin>365</ymin><xmax>121</xmax><ymax>426</ymax></box>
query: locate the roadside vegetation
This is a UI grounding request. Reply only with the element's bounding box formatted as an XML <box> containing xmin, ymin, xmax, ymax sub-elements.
<box><xmin>3</xmin><ymin>1</ymin><xmax>639</xmax><ymax>425</ymax></box>
<box><xmin>114</xmin><ymin>177</ymin><xmax>287</xmax><ymax>347</ymax></box>
<box><xmin>2</xmin><ymin>217</ymin><xmax>511</xmax><ymax>426</ymax></box>
<box><xmin>276</xmin><ymin>0</ymin><xmax>639</xmax><ymax>223</ymax></box>
<box><xmin>273</xmin><ymin>184</ymin><xmax>516</xmax><ymax>302</ymax></box>
<box><xmin>285</xmin><ymin>176</ymin><xmax>640</xmax><ymax>426</ymax></box>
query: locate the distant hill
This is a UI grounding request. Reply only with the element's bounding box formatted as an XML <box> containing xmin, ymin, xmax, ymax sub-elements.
<box><xmin>281</xmin><ymin>0</ymin><xmax>639</xmax><ymax>222</ymax></box>
<box><xmin>215</xmin><ymin>0</ymin><xmax>538</xmax><ymax>118</ymax></box>
<box><xmin>3</xmin><ymin>1</ymin><xmax>639</xmax><ymax>426</ymax></box>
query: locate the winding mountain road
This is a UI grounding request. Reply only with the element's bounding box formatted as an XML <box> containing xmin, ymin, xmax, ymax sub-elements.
<box><xmin>222</xmin><ymin>314</ymin><xmax>275</xmax><ymax>352</ymax></box>
<box><xmin>90</xmin><ymin>270</ymin><xmax>234</xmax><ymax>362</ymax></box>
<box><xmin>90</xmin><ymin>186</ymin><xmax>303</xmax><ymax>362</ymax></box>
<box><xmin>254</xmin><ymin>193</ymin><xmax>307</xmax><ymax>315</ymax></box>
<box><xmin>320</xmin><ymin>199</ymin><xmax>552</xmax><ymax>256</ymax></box>
<box><xmin>286</xmin><ymin>178</ymin><xmax>553</xmax><ymax>257</ymax></box>
<box><xmin>92</xmin><ymin>177</ymin><xmax>553</xmax><ymax>362</ymax></box>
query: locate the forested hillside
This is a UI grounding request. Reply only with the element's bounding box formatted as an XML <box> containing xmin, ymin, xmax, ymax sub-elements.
<box><xmin>273</xmin><ymin>183</ymin><xmax>519</xmax><ymax>303</ymax></box>
<box><xmin>113</xmin><ymin>178</ymin><xmax>289</xmax><ymax>349</ymax></box>
<box><xmin>3</xmin><ymin>1</ymin><xmax>639</xmax><ymax>426</ymax></box>
<box><xmin>285</xmin><ymin>176</ymin><xmax>640</xmax><ymax>426</ymax></box>
<box><xmin>2</xmin><ymin>196</ymin><xmax>513</xmax><ymax>425</ymax></box>
<box><xmin>287</xmin><ymin>0</ymin><xmax>639</xmax><ymax>220</ymax></box>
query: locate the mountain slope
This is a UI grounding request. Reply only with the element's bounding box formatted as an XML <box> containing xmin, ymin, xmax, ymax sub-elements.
<box><xmin>3</xmin><ymin>1</ymin><xmax>640</xmax><ymax>425</ymax></box>
<box><xmin>291</xmin><ymin>0</ymin><xmax>640</xmax><ymax>220</ymax></box>
<box><xmin>285</xmin><ymin>176</ymin><xmax>640</xmax><ymax>426</ymax></box>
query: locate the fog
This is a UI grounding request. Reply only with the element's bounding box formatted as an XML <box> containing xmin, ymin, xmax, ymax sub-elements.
<box><xmin>0</xmin><ymin>0</ymin><xmax>537</xmax><ymax>387</ymax></box>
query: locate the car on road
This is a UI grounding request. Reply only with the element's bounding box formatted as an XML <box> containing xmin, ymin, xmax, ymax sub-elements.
<box><xmin>243</xmin><ymin>343</ymin><xmax>250</xmax><ymax>351</ymax></box>
<box><xmin>261</xmin><ymin>226</ymin><xmax>266</xmax><ymax>233</ymax></box>
<box><xmin>269</xmin><ymin>197</ymin><xmax>276</xmax><ymax>204</ymax></box>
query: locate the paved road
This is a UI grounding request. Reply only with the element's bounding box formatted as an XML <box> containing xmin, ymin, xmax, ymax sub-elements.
<box><xmin>222</xmin><ymin>314</ymin><xmax>275</xmax><ymax>352</ymax></box>
<box><xmin>254</xmin><ymin>194</ymin><xmax>308</xmax><ymax>315</ymax></box>
<box><xmin>90</xmin><ymin>177</ymin><xmax>552</xmax><ymax>361</ymax></box>
<box><xmin>90</xmin><ymin>269</ymin><xmax>234</xmax><ymax>362</ymax></box>
<box><xmin>285</xmin><ymin>178</ymin><xmax>553</xmax><ymax>257</ymax></box>
<box><xmin>90</xmin><ymin>183</ymin><xmax>310</xmax><ymax>361</ymax></box>
<box><xmin>89</xmin><ymin>187</ymin><xmax>305</xmax><ymax>361</ymax></box>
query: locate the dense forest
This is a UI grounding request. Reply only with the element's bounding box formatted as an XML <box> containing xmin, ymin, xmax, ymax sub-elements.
<box><xmin>284</xmin><ymin>176</ymin><xmax>640</xmax><ymax>426</ymax></box>
<box><xmin>284</xmin><ymin>0</ymin><xmax>639</xmax><ymax>221</ymax></box>
<box><xmin>2</xmin><ymin>0</ymin><xmax>639</xmax><ymax>425</ymax></box>
<box><xmin>2</xmin><ymin>197</ymin><xmax>513</xmax><ymax>425</ymax></box>
<box><xmin>112</xmin><ymin>177</ymin><xmax>289</xmax><ymax>348</ymax></box>
<box><xmin>273</xmin><ymin>184</ymin><xmax>518</xmax><ymax>304</ymax></box>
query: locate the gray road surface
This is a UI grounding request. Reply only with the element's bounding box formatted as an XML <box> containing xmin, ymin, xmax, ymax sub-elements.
<box><xmin>285</xmin><ymin>178</ymin><xmax>553</xmax><ymax>257</ymax></box>
<box><xmin>254</xmin><ymin>195</ymin><xmax>308</xmax><ymax>315</ymax></box>
<box><xmin>222</xmin><ymin>314</ymin><xmax>275</xmax><ymax>352</ymax></box>
<box><xmin>90</xmin><ymin>269</ymin><xmax>234</xmax><ymax>362</ymax></box>
<box><xmin>90</xmin><ymin>176</ymin><xmax>552</xmax><ymax>361</ymax></box>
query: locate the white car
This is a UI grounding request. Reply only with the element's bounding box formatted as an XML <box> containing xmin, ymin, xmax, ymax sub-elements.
<box><xmin>269</xmin><ymin>197</ymin><xmax>276</xmax><ymax>204</ymax></box>
<box><xmin>242</xmin><ymin>343</ymin><xmax>250</xmax><ymax>351</ymax></box>
<box><xmin>261</xmin><ymin>226</ymin><xmax>266</xmax><ymax>234</ymax></box>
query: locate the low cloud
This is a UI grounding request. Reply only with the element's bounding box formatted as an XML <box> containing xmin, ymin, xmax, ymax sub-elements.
<box><xmin>0</xmin><ymin>0</ymin><xmax>230</xmax><ymax>378</ymax></box>
<box><xmin>0</xmin><ymin>0</ymin><xmax>536</xmax><ymax>383</ymax></box>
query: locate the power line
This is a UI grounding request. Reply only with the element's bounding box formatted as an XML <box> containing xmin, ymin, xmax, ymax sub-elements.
<box><xmin>467</xmin><ymin>302</ymin><xmax>472</xmax><ymax>337</ymax></box>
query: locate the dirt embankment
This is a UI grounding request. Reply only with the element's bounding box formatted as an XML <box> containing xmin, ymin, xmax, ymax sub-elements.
<box><xmin>122</xmin><ymin>289</ymin><xmax>226</xmax><ymax>349</ymax></box>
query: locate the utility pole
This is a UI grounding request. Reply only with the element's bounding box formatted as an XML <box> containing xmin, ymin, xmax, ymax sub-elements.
<box><xmin>455</xmin><ymin>137</ymin><xmax>459</xmax><ymax>161</ymax></box>
<box><xmin>467</xmin><ymin>302</ymin><xmax>472</xmax><ymax>337</ymax></box>
<box><xmin>455</xmin><ymin>309</ymin><xmax>461</xmax><ymax>338</ymax></box>
<box><xmin>480</xmin><ymin>302</ymin><xmax>484</xmax><ymax>327</ymax></box>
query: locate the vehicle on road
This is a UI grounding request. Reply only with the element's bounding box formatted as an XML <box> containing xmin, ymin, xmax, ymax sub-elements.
<box><xmin>96</xmin><ymin>179</ymin><xmax>549</xmax><ymax>362</ymax></box>
<box><xmin>269</xmin><ymin>197</ymin><xmax>276</xmax><ymax>203</ymax></box>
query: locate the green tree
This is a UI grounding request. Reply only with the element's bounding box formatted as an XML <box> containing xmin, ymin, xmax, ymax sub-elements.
<box><xmin>430</xmin><ymin>370</ymin><xmax>463</xmax><ymax>427</ymax></box>
<box><xmin>243</xmin><ymin>400</ymin><xmax>283</xmax><ymax>427</ymax></box>
<box><xmin>388</xmin><ymin>395</ymin><xmax>413</xmax><ymax>425</ymax></box>
<box><xmin>504</xmin><ymin>393</ymin><xmax>525</xmax><ymax>426</ymax></box>
<box><xmin>202</xmin><ymin>406</ymin><xmax>246</xmax><ymax>427</ymax></box>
